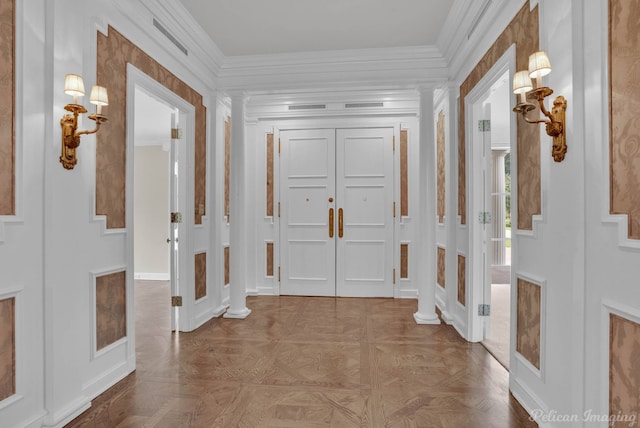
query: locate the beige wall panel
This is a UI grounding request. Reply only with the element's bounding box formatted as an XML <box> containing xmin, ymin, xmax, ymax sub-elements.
<box><xmin>266</xmin><ymin>242</ymin><xmax>274</xmax><ymax>277</ymax></box>
<box><xmin>400</xmin><ymin>129</ymin><xmax>409</xmax><ymax>217</ymax></box>
<box><xmin>609</xmin><ymin>313</ymin><xmax>640</xmax><ymax>425</ymax></box>
<box><xmin>457</xmin><ymin>255</ymin><xmax>465</xmax><ymax>306</ymax></box>
<box><xmin>400</xmin><ymin>243</ymin><xmax>409</xmax><ymax>279</ymax></box>
<box><xmin>609</xmin><ymin>0</ymin><xmax>640</xmax><ymax>239</ymax></box>
<box><xmin>96</xmin><ymin>27</ymin><xmax>207</xmax><ymax>228</ymax></box>
<box><xmin>437</xmin><ymin>111</ymin><xmax>446</xmax><ymax>223</ymax></box>
<box><xmin>437</xmin><ymin>246</ymin><xmax>445</xmax><ymax>289</ymax></box>
<box><xmin>96</xmin><ymin>271</ymin><xmax>127</xmax><ymax>351</ymax></box>
<box><xmin>459</xmin><ymin>3</ymin><xmax>540</xmax><ymax>229</ymax></box>
<box><xmin>224</xmin><ymin>246</ymin><xmax>230</xmax><ymax>285</ymax></box>
<box><xmin>0</xmin><ymin>0</ymin><xmax>15</xmax><ymax>215</ymax></box>
<box><xmin>0</xmin><ymin>297</ymin><xmax>15</xmax><ymax>401</ymax></box>
<box><xmin>195</xmin><ymin>252</ymin><xmax>206</xmax><ymax>300</ymax></box>
<box><xmin>266</xmin><ymin>133</ymin><xmax>274</xmax><ymax>217</ymax></box>
<box><xmin>516</xmin><ymin>278</ymin><xmax>541</xmax><ymax>370</ymax></box>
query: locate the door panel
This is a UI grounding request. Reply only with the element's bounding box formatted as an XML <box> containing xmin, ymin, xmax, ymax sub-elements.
<box><xmin>336</xmin><ymin>128</ymin><xmax>394</xmax><ymax>297</ymax></box>
<box><xmin>280</xmin><ymin>129</ymin><xmax>336</xmax><ymax>296</ymax></box>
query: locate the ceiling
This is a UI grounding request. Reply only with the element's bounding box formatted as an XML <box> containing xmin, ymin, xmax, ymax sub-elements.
<box><xmin>178</xmin><ymin>0</ymin><xmax>455</xmax><ymax>56</ymax></box>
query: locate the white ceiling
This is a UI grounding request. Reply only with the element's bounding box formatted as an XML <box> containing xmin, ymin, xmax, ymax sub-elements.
<box><xmin>178</xmin><ymin>0</ymin><xmax>454</xmax><ymax>56</ymax></box>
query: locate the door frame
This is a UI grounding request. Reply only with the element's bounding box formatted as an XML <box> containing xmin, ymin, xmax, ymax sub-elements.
<box><xmin>272</xmin><ymin>117</ymin><xmax>407</xmax><ymax>298</ymax></box>
<box><xmin>464</xmin><ymin>45</ymin><xmax>517</xmax><ymax>343</ymax></box>
<box><xmin>126</xmin><ymin>64</ymin><xmax>196</xmax><ymax>344</ymax></box>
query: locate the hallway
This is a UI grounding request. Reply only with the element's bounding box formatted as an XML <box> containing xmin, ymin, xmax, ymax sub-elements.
<box><xmin>66</xmin><ymin>282</ymin><xmax>535</xmax><ymax>427</ymax></box>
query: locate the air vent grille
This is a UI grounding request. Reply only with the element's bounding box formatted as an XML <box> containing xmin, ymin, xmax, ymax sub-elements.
<box><xmin>288</xmin><ymin>104</ymin><xmax>327</xmax><ymax>111</ymax></box>
<box><xmin>345</xmin><ymin>102</ymin><xmax>384</xmax><ymax>109</ymax></box>
<box><xmin>153</xmin><ymin>18</ymin><xmax>188</xmax><ymax>56</ymax></box>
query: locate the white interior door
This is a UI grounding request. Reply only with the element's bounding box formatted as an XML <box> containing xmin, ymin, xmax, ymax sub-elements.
<box><xmin>279</xmin><ymin>127</ymin><xmax>395</xmax><ymax>297</ymax></box>
<box><xmin>169</xmin><ymin>112</ymin><xmax>181</xmax><ymax>330</ymax></box>
<box><xmin>335</xmin><ymin>128</ymin><xmax>394</xmax><ymax>297</ymax></box>
<box><xmin>280</xmin><ymin>129</ymin><xmax>336</xmax><ymax>296</ymax></box>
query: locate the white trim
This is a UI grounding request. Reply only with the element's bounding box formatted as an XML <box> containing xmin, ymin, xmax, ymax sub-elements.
<box><xmin>42</xmin><ymin>396</ymin><xmax>91</xmax><ymax>428</ymax></box>
<box><xmin>133</xmin><ymin>272</ymin><xmax>170</xmax><ymax>281</ymax></box>
<box><xmin>509</xmin><ymin>376</ymin><xmax>551</xmax><ymax>428</ymax></box>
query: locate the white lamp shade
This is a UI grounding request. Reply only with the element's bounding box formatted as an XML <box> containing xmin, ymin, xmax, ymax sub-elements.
<box><xmin>513</xmin><ymin>70</ymin><xmax>533</xmax><ymax>94</ymax></box>
<box><xmin>89</xmin><ymin>85</ymin><xmax>109</xmax><ymax>106</ymax></box>
<box><xmin>528</xmin><ymin>51</ymin><xmax>552</xmax><ymax>79</ymax></box>
<box><xmin>64</xmin><ymin>74</ymin><xmax>85</xmax><ymax>97</ymax></box>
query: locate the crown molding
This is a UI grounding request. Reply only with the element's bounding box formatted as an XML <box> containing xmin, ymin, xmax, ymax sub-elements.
<box><xmin>218</xmin><ymin>46</ymin><xmax>448</xmax><ymax>93</ymax></box>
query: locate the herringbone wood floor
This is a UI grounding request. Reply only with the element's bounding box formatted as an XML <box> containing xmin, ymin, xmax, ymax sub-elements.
<box><xmin>66</xmin><ymin>281</ymin><xmax>537</xmax><ymax>427</ymax></box>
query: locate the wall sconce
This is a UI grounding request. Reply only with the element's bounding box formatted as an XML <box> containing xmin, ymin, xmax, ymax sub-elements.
<box><xmin>512</xmin><ymin>51</ymin><xmax>568</xmax><ymax>162</ymax></box>
<box><xmin>60</xmin><ymin>74</ymin><xmax>108</xmax><ymax>169</ymax></box>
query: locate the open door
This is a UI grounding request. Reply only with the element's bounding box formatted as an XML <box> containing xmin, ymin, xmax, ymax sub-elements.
<box><xmin>169</xmin><ymin>111</ymin><xmax>181</xmax><ymax>331</ymax></box>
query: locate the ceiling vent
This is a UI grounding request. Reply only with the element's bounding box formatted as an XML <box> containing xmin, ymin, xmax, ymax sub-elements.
<box><xmin>153</xmin><ymin>18</ymin><xmax>188</xmax><ymax>56</ymax></box>
<box><xmin>345</xmin><ymin>102</ymin><xmax>384</xmax><ymax>109</ymax></box>
<box><xmin>288</xmin><ymin>104</ymin><xmax>327</xmax><ymax>111</ymax></box>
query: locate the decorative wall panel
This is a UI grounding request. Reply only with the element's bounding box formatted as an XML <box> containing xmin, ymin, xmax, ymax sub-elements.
<box><xmin>195</xmin><ymin>252</ymin><xmax>206</xmax><ymax>300</ymax></box>
<box><xmin>516</xmin><ymin>278</ymin><xmax>541</xmax><ymax>369</ymax></box>
<box><xmin>437</xmin><ymin>111</ymin><xmax>445</xmax><ymax>223</ymax></box>
<box><xmin>0</xmin><ymin>0</ymin><xmax>15</xmax><ymax>215</ymax></box>
<box><xmin>96</xmin><ymin>27</ymin><xmax>207</xmax><ymax>228</ymax></box>
<box><xmin>224</xmin><ymin>246</ymin><xmax>230</xmax><ymax>285</ymax></box>
<box><xmin>224</xmin><ymin>117</ymin><xmax>231</xmax><ymax>221</ymax></box>
<box><xmin>457</xmin><ymin>255</ymin><xmax>465</xmax><ymax>306</ymax></box>
<box><xmin>266</xmin><ymin>242</ymin><xmax>274</xmax><ymax>277</ymax></box>
<box><xmin>400</xmin><ymin>129</ymin><xmax>409</xmax><ymax>217</ymax></box>
<box><xmin>96</xmin><ymin>271</ymin><xmax>126</xmax><ymax>351</ymax></box>
<box><xmin>459</xmin><ymin>3</ymin><xmax>539</xmax><ymax>229</ymax></box>
<box><xmin>610</xmin><ymin>313</ymin><xmax>640</xmax><ymax>424</ymax></box>
<box><xmin>0</xmin><ymin>297</ymin><xmax>15</xmax><ymax>401</ymax></box>
<box><xmin>266</xmin><ymin>133</ymin><xmax>274</xmax><ymax>217</ymax></box>
<box><xmin>609</xmin><ymin>0</ymin><xmax>640</xmax><ymax>239</ymax></box>
<box><xmin>437</xmin><ymin>246</ymin><xmax>445</xmax><ymax>288</ymax></box>
<box><xmin>400</xmin><ymin>243</ymin><xmax>409</xmax><ymax>279</ymax></box>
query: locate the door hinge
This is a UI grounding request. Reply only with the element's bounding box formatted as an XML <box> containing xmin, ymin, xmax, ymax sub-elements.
<box><xmin>278</xmin><ymin>138</ymin><xmax>281</xmax><ymax>154</ymax></box>
<box><xmin>171</xmin><ymin>296</ymin><xmax>183</xmax><ymax>307</ymax></box>
<box><xmin>171</xmin><ymin>212</ymin><xmax>183</xmax><ymax>223</ymax></box>
<box><xmin>478</xmin><ymin>304</ymin><xmax>490</xmax><ymax>316</ymax></box>
<box><xmin>171</xmin><ymin>128</ymin><xmax>183</xmax><ymax>140</ymax></box>
<box><xmin>478</xmin><ymin>120</ymin><xmax>491</xmax><ymax>132</ymax></box>
<box><xmin>278</xmin><ymin>202</ymin><xmax>281</xmax><ymax>217</ymax></box>
<box><xmin>478</xmin><ymin>211</ymin><xmax>491</xmax><ymax>224</ymax></box>
<box><xmin>278</xmin><ymin>266</ymin><xmax>281</xmax><ymax>282</ymax></box>
<box><xmin>393</xmin><ymin>268</ymin><xmax>396</xmax><ymax>285</ymax></box>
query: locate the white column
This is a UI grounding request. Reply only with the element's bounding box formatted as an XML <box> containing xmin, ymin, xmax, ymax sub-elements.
<box><xmin>491</xmin><ymin>150</ymin><xmax>507</xmax><ymax>265</ymax></box>
<box><xmin>224</xmin><ymin>93</ymin><xmax>251</xmax><ymax>319</ymax></box>
<box><xmin>414</xmin><ymin>88</ymin><xmax>441</xmax><ymax>325</ymax></box>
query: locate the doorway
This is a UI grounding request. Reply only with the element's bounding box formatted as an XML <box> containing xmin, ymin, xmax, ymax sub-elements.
<box><xmin>469</xmin><ymin>65</ymin><xmax>514</xmax><ymax>369</ymax></box>
<box><xmin>279</xmin><ymin>127</ymin><xmax>395</xmax><ymax>297</ymax></box>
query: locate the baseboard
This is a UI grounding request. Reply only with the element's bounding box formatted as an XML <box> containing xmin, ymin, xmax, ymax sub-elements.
<box><xmin>20</xmin><ymin>410</ymin><xmax>47</xmax><ymax>428</ymax></box>
<box><xmin>510</xmin><ymin>376</ymin><xmax>552</xmax><ymax>428</ymax></box>
<box><xmin>133</xmin><ymin>272</ymin><xmax>169</xmax><ymax>281</ymax></box>
<box><xmin>246</xmin><ymin>288</ymin><xmax>259</xmax><ymax>296</ymax></box>
<box><xmin>82</xmin><ymin>358</ymin><xmax>134</xmax><ymax>403</ymax></box>
<box><xmin>397</xmin><ymin>288</ymin><xmax>418</xmax><ymax>299</ymax></box>
<box><xmin>211</xmin><ymin>304</ymin><xmax>228</xmax><ymax>317</ymax></box>
<box><xmin>257</xmin><ymin>285</ymin><xmax>277</xmax><ymax>295</ymax></box>
<box><xmin>42</xmin><ymin>396</ymin><xmax>91</xmax><ymax>428</ymax></box>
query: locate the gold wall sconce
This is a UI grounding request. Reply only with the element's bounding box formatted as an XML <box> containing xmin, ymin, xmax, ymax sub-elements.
<box><xmin>60</xmin><ymin>74</ymin><xmax>108</xmax><ymax>169</ymax></box>
<box><xmin>512</xmin><ymin>51</ymin><xmax>568</xmax><ymax>162</ymax></box>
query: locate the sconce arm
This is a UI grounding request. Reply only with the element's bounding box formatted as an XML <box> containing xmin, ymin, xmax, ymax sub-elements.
<box><xmin>74</xmin><ymin>114</ymin><xmax>108</xmax><ymax>137</ymax></box>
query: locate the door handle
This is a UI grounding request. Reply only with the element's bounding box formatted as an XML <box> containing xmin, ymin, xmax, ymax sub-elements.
<box><xmin>338</xmin><ymin>208</ymin><xmax>344</xmax><ymax>238</ymax></box>
<box><xmin>329</xmin><ymin>208</ymin><xmax>334</xmax><ymax>238</ymax></box>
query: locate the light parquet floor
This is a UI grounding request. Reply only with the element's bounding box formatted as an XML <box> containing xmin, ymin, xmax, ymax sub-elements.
<box><xmin>66</xmin><ymin>281</ymin><xmax>536</xmax><ymax>427</ymax></box>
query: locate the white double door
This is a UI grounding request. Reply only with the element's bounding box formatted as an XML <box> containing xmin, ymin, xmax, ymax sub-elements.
<box><xmin>280</xmin><ymin>127</ymin><xmax>395</xmax><ymax>297</ymax></box>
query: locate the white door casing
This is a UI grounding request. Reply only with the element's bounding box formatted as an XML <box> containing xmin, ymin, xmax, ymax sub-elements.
<box><xmin>279</xmin><ymin>127</ymin><xmax>395</xmax><ymax>297</ymax></box>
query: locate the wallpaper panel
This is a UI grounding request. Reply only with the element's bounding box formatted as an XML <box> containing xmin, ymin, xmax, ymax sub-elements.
<box><xmin>437</xmin><ymin>111</ymin><xmax>445</xmax><ymax>223</ymax></box>
<box><xmin>0</xmin><ymin>0</ymin><xmax>15</xmax><ymax>215</ymax></box>
<box><xmin>266</xmin><ymin>242</ymin><xmax>274</xmax><ymax>277</ymax></box>
<box><xmin>0</xmin><ymin>297</ymin><xmax>15</xmax><ymax>401</ymax></box>
<box><xmin>96</xmin><ymin>27</ymin><xmax>207</xmax><ymax>228</ymax></box>
<box><xmin>266</xmin><ymin>133</ymin><xmax>274</xmax><ymax>217</ymax></box>
<box><xmin>609</xmin><ymin>313</ymin><xmax>640</xmax><ymax>425</ymax></box>
<box><xmin>516</xmin><ymin>278</ymin><xmax>541</xmax><ymax>370</ymax></box>
<box><xmin>459</xmin><ymin>3</ymin><xmax>540</xmax><ymax>229</ymax></box>
<box><xmin>437</xmin><ymin>246</ymin><xmax>445</xmax><ymax>289</ymax></box>
<box><xmin>195</xmin><ymin>252</ymin><xmax>206</xmax><ymax>300</ymax></box>
<box><xmin>96</xmin><ymin>271</ymin><xmax>126</xmax><ymax>351</ymax></box>
<box><xmin>457</xmin><ymin>255</ymin><xmax>465</xmax><ymax>306</ymax></box>
<box><xmin>400</xmin><ymin>129</ymin><xmax>409</xmax><ymax>217</ymax></box>
<box><xmin>224</xmin><ymin>246</ymin><xmax>230</xmax><ymax>285</ymax></box>
<box><xmin>609</xmin><ymin>0</ymin><xmax>640</xmax><ymax>239</ymax></box>
<box><xmin>400</xmin><ymin>243</ymin><xmax>409</xmax><ymax>279</ymax></box>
